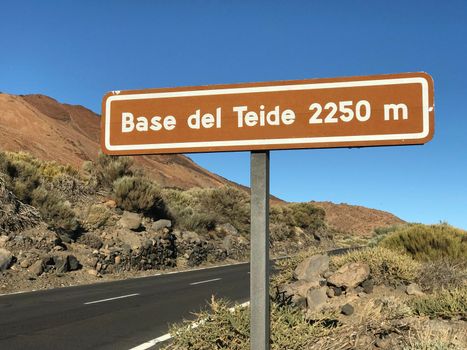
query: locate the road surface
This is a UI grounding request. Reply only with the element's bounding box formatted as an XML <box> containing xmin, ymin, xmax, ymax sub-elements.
<box><xmin>0</xmin><ymin>262</ymin><xmax>251</xmax><ymax>350</ymax></box>
<box><xmin>0</xmin><ymin>248</ymin><xmax>358</xmax><ymax>349</ymax></box>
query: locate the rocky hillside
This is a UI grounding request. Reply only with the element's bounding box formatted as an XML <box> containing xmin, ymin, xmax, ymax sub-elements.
<box><xmin>313</xmin><ymin>201</ymin><xmax>405</xmax><ymax>237</ymax></box>
<box><xmin>0</xmin><ymin>93</ymin><xmax>228</xmax><ymax>189</ymax></box>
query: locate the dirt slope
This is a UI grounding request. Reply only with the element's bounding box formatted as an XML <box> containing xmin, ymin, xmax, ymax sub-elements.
<box><xmin>0</xmin><ymin>93</ymin><xmax>229</xmax><ymax>189</ymax></box>
<box><xmin>313</xmin><ymin>201</ymin><xmax>405</xmax><ymax>237</ymax></box>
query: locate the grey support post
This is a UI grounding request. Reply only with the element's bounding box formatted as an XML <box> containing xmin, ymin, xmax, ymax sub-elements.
<box><xmin>250</xmin><ymin>150</ymin><xmax>270</xmax><ymax>350</ymax></box>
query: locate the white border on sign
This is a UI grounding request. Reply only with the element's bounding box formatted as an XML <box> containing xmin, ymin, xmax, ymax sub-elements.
<box><xmin>105</xmin><ymin>77</ymin><xmax>430</xmax><ymax>151</ymax></box>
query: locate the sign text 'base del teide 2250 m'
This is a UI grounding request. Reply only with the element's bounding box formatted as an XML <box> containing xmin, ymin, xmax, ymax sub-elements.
<box><xmin>101</xmin><ymin>72</ymin><xmax>434</xmax><ymax>155</ymax></box>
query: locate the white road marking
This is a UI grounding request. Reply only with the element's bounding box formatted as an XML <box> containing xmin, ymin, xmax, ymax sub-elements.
<box><xmin>129</xmin><ymin>302</ymin><xmax>250</xmax><ymax>350</ymax></box>
<box><xmin>84</xmin><ymin>293</ymin><xmax>140</xmax><ymax>305</ymax></box>
<box><xmin>189</xmin><ymin>278</ymin><xmax>222</xmax><ymax>286</ymax></box>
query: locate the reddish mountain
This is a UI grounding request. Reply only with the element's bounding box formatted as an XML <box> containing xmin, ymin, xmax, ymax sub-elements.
<box><xmin>313</xmin><ymin>201</ymin><xmax>405</xmax><ymax>237</ymax></box>
<box><xmin>0</xmin><ymin>93</ymin><xmax>229</xmax><ymax>189</ymax></box>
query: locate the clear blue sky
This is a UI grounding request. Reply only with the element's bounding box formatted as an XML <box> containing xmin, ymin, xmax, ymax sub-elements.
<box><xmin>1</xmin><ymin>1</ymin><xmax>466</xmax><ymax>229</ymax></box>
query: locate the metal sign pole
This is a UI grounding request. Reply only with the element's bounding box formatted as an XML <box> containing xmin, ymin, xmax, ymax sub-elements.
<box><xmin>250</xmin><ymin>150</ymin><xmax>270</xmax><ymax>350</ymax></box>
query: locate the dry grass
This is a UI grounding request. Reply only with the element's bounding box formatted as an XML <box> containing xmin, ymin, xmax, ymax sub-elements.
<box><xmin>409</xmin><ymin>287</ymin><xmax>467</xmax><ymax>319</ymax></box>
<box><xmin>416</xmin><ymin>260</ymin><xmax>466</xmax><ymax>292</ymax></box>
<box><xmin>164</xmin><ymin>298</ymin><xmax>335</xmax><ymax>350</ymax></box>
<box><xmin>402</xmin><ymin>320</ymin><xmax>467</xmax><ymax>350</ymax></box>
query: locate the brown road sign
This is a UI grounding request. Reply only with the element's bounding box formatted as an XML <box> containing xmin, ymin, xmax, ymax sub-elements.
<box><xmin>101</xmin><ymin>72</ymin><xmax>434</xmax><ymax>155</ymax></box>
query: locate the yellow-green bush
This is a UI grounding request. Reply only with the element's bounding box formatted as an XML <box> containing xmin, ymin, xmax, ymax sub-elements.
<box><xmin>270</xmin><ymin>203</ymin><xmax>325</xmax><ymax>231</ymax></box>
<box><xmin>163</xmin><ymin>186</ymin><xmax>250</xmax><ymax>233</ymax></box>
<box><xmin>409</xmin><ymin>287</ymin><xmax>467</xmax><ymax>319</ymax></box>
<box><xmin>380</xmin><ymin>224</ymin><xmax>467</xmax><ymax>262</ymax></box>
<box><xmin>0</xmin><ymin>151</ymin><xmax>81</xmax><ymax>235</ymax></box>
<box><xmin>269</xmin><ymin>203</ymin><xmax>327</xmax><ymax>244</ymax></box>
<box><xmin>113</xmin><ymin>176</ymin><xmax>165</xmax><ymax>216</ymax></box>
<box><xmin>331</xmin><ymin>247</ymin><xmax>421</xmax><ymax>285</ymax></box>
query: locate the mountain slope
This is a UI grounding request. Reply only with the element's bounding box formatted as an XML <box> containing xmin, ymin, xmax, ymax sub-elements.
<box><xmin>0</xmin><ymin>93</ymin><xmax>228</xmax><ymax>189</ymax></box>
<box><xmin>313</xmin><ymin>201</ymin><xmax>405</xmax><ymax>237</ymax></box>
<box><xmin>0</xmin><ymin>92</ymin><xmax>405</xmax><ymax>236</ymax></box>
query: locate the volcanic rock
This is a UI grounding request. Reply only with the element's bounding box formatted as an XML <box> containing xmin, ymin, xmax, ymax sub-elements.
<box><xmin>328</xmin><ymin>262</ymin><xmax>370</xmax><ymax>289</ymax></box>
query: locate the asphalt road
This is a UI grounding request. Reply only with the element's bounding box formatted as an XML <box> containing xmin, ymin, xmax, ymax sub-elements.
<box><xmin>0</xmin><ymin>247</ymin><xmax>359</xmax><ymax>350</ymax></box>
<box><xmin>0</xmin><ymin>262</ymin><xmax>252</xmax><ymax>350</ymax></box>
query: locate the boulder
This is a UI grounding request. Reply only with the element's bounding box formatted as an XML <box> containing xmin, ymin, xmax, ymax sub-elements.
<box><xmin>116</xmin><ymin>229</ymin><xmax>144</xmax><ymax>250</ymax></box>
<box><xmin>222</xmin><ymin>235</ymin><xmax>234</xmax><ymax>251</ymax></box>
<box><xmin>361</xmin><ymin>279</ymin><xmax>374</xmax><ymax>294</ymax></box>
<box><xmin>215</xmin><ymin>223</ymin><xmax>238</xmax><ymax>236</ymax></box>
<box><xmin>0</xmin><ymin>235</ymin><xmax>9</xmax><ymax>248</ymax></box>
<box><xmin>118</xmin><ymin>211</ymin><xmax>142</xmax><ymax>231</ymax></box>
<box><xmin>294</xmin><ymin>254</ymin><xmax>329</xmax><ymax>281</ymax></box>
<box><xmin>67</xmin><ymin>255</ymin><xmax>80</xmax><ymax>271</ymax></box>
<box><xmin>332</xmin><ymin>286</ymin><xmax>343</xmax><ymax>296</ymax></box>
<box><xmin>182</xmin><ymin>231</ymin><xmax>201</xmax><ymax>244</ymax></box>
<box><xmin>87</xmin><ymin>269</ymin><xmax>100</xmax><ymax>277</ymax></box>
<box><xmin>281</xmin><ymin>277</ymin><xmax>324</xmax><ymax>301</ymax></box>
<box><xmin>20</xmin><ymin>259</ymin><xmax>31</xmax><ymax>268</ymax></box>
<box><xmin>29</xmin><ymin>260</ymin><xmax>44</xmax><ymax>276</ymax></box>
<box><xmin>53</xmin><ymin>256</ymin><xmax>69</xmax><ymax>273</ymax></box>
<box><xmin>103</xmin><ymin>199</ymin><xmax>117</xmax><ymax>209</ymax></box>
<box><xmin>327</xmin><ymin>262</ymin><xmax>370</xmax><ymax>289</ymax></box>
<box><xmin>152</xmin><ymin>219</ymin><xmax>172</xmax><ymax>231</ymax></box>
<box><xmin>341</xmin><ymin>303</ymin><xmax>354</xmax><ymax>316</ymax></box>
<box><xmin>306</xmin><ymin>287</ymin><xmax>328</xmax><ymax>315</ymax></box>
<box><xmin>0</xmin><ymin>248</ymin><xmax>13</xmax><ymax>271</ymax></box>
<box><xmin>406</xmin><ymin>283</ymin><xmax>424</xmax><ymax>296</ymax></box>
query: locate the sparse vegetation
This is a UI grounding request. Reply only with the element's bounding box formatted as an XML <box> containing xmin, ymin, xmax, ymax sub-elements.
<box><xmin>331</xmin><ymin>246</ymin><xmax>421</xmax><ymax>285</ymax></box>
<box><xmin>416</xmin><ymin>260</ymin><xmax>466</xmax><ymax>292</ymax></box>
<box><xmin>165</xmin><ymin>298</ymin><xmax>333</xmax><ymax>350</ymax></box>
<box><xmin>409</xmin><ymin>287</ymin><xmax>467</xmax><ymax>319</ymax></box>
<box><xmin>380</xmin><ymin>223</ymin><xmax>467</xmax><ymax>263</ymax></box>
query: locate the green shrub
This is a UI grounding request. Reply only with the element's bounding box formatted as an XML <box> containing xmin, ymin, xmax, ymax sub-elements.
<box><xmin>197</xmin><ymin>186</ymin><xmax>250</xmax><ymax>232</ymax></box>
<box><xmin>163</xmin><ymin>186</ymin><xmax>250</xmax><ymax>233</ymax></box>
<box><xmin>31</xmin><ymin>186</ymin><xmax>80</xmax><ymax>234</ymax></box>
<box><xmin>380</xmin><ymin>224</ymin><xmax>467</xmax><ymax>262</ymax></box>
<box><xmin>270</xmin><ymin>202</ymin><xmax>326</xmax><ymax>243</ymax></box>
<box><xmin>113</xmin><ymin>176</ymin><xmax>165</xmax><ymax>215</ymax></box>
<box><xmin>331</xmin><ymin>247</ymin><xmax>421</xmax><ymax>285</ymax></box>
<box><xmin>83</xmin><ymin>152</ymin><xmax>134</xmax><ymax>189</ymax></box>
<box><xmin>409</xmin><ymin>287</ymin><xmax>467</xmax><ymax>319</ymax></box>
